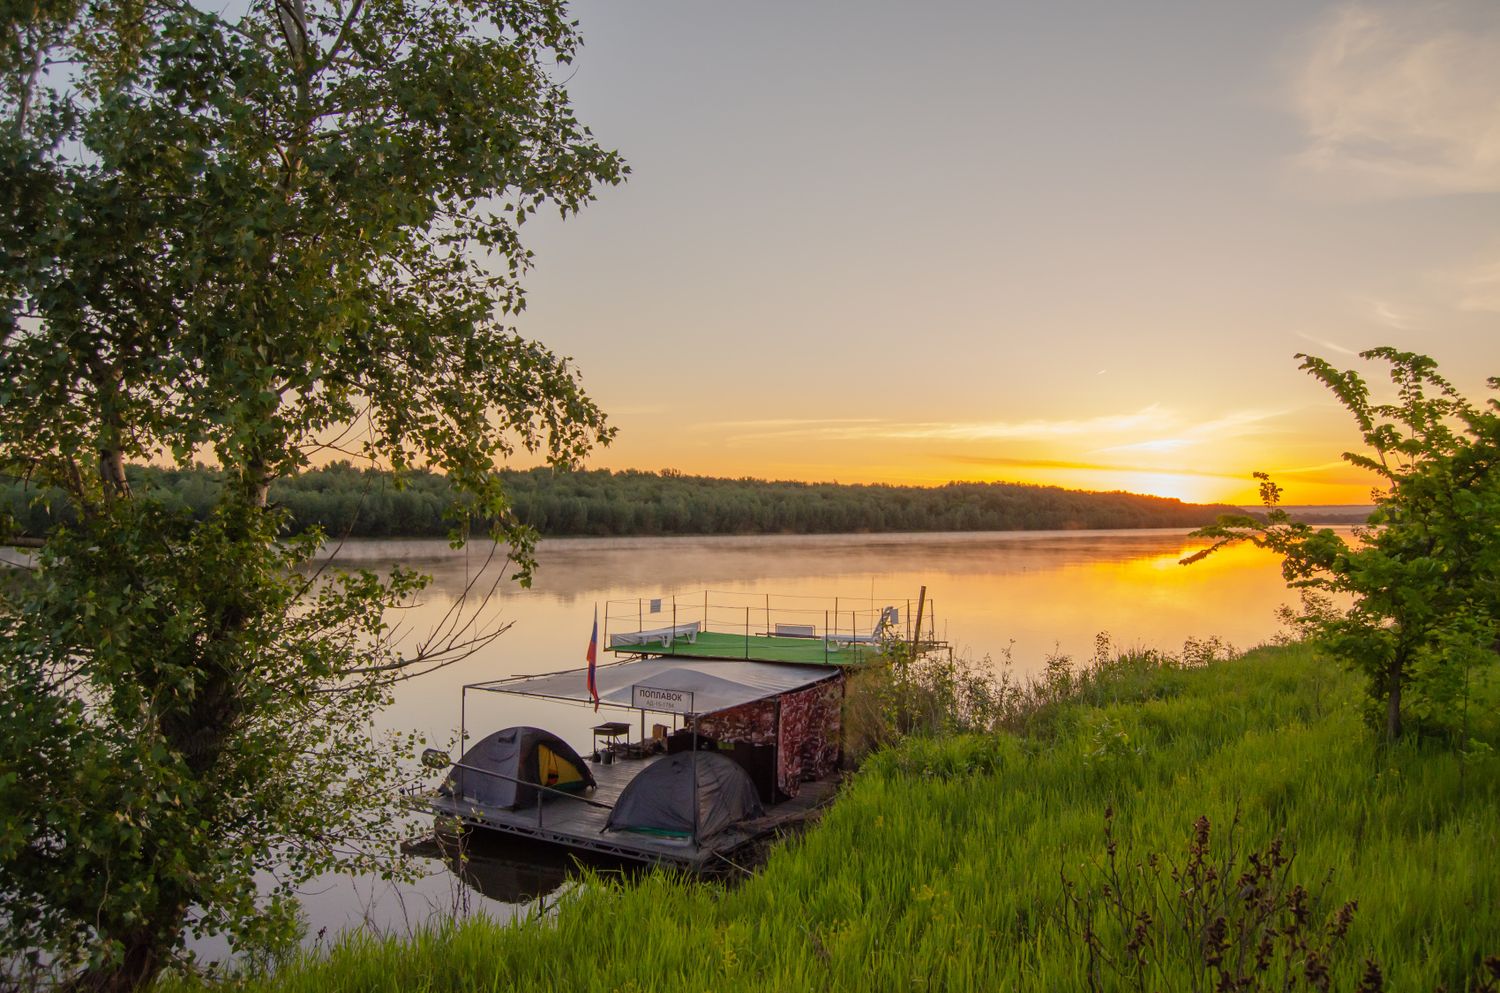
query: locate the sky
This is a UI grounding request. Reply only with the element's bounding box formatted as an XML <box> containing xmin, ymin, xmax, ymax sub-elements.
<box><xmin>506</xmin><ymin>0</ymin><xmax>1500</xmax><ymax>505</ymax></box>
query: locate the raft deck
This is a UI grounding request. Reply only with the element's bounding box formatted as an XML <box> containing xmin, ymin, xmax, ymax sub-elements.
<box><xmin>605</xmin><ymin>630</ymin><xmax>887</xmax><ymax>666</ymax></box>
<box><xmin>426</xmin><ymin>752</ymin><xmax>838</xmax><ymax>871</ymax></box>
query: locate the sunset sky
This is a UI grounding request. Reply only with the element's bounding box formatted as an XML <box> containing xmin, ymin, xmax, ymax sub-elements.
<box><xmin>509</xmin><ymin>1</ymin><xmax>1500</xmax><ymax>505</ymax></box>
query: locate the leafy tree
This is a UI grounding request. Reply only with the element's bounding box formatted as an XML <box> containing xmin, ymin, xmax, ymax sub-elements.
<box><xmin>0</xmin><ymin>0</ymin><xmax>621</xmax><ymax>987</ymax></box>
<box><xmin>1188</xmin><ymin>349</ymin><xmax>1500</xmax><ymax>741</ymax></box>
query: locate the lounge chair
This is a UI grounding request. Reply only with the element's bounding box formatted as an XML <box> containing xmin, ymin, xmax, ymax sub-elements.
<box><xmin>824</xmin><ymin>607</ymin><xmax>898</xmax><ymax>650</ymax></box>
<box><xmin>608</xmin><ymin>621</ymin><xmax>702</xmax><ymax>649</ymax></box>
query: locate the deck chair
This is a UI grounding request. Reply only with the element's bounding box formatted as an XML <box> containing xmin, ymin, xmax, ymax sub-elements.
<box><xmin>825</xmin><ymin>606</ymin><xmax>898</xmax><ymax>650</ymax></box>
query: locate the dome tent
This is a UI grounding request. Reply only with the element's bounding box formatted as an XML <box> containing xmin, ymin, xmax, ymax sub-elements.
<box><xmin>441</xmin><ymin>726</ymin><xmax>595</xmax><ymax>810</ymax></box>
<box><xmin>605</xmin><ymin>752</ymin><xmax>764</xmax><ymax>842</ymax></box>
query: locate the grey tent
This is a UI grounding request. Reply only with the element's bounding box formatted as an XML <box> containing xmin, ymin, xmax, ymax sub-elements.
<box><xmin>441</xmin><ymin>726</ymin><xmax>595</xmax><ymax>810</ymax></box>
<box><xmin>604</xmin><ymin>752</ymin><xmax>764</xmax><ymax>842</ymax></box>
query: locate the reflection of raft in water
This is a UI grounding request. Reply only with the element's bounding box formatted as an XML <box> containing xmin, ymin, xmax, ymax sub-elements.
<box><xmin>404</xmin><ymin>831</ymin><xmax>642</xmax><ymax>905</ymax></box>
<box><xmin>424</xmin><ymin>653</ymin><xmax>849</xmax><ymax>870</ymax></box>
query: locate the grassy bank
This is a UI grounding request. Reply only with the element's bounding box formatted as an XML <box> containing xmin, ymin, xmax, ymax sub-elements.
<box><xmin>171</xmin><ymin>644</ymin><xmax>1499</xmax><ymax>992</ymax></box>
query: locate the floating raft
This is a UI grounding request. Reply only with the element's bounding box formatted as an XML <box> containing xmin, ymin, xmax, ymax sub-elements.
<box><xmin>428</xmin><ymin>753</ymin><xmax>838</xmax><ymax>870</ymax></box>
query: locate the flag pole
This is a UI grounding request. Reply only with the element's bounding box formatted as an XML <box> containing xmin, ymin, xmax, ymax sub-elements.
<box><xmin>586</xmin><ymin>604</ymin><xmax>600</xmax><ymax>713</ymax></box>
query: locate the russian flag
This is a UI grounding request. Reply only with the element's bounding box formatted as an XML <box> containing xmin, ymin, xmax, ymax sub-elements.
<box><xmin>586</xmin><ymin>605</ymin><xmax>599</xmax><ymax>712</ymax></box>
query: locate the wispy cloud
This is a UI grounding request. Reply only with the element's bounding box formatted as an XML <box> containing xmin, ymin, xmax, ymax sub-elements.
<box><xmin>878</xmin><ymin>409</ymin><xmax>1174</xmax><ymax>442</ymax></box>
<box><xmin>697</xmin><ymin>417</ymin><xmax>883</xmax><ymax>430</ymax></box>
<box><xmin>1360</xmin><ymin>296</ymin><xmax>1419</xmax><ymax>331</ymax></box>
<box><xmin>946</xmin><ymin>454</ymin><xmax>1247</xmax><ymax>482</ymax></box>
<box><xmin>704</xmin><ymin>407</ymin><xmax>1289</xmax><ymax>450</ymax></box>
<box><xmin>1295</xmin><ymin>332</ymin><xmax>1361</xmax><ymax>357</ymax></box>
<box><xmin>1265</xmin><ymin>459</ymin><xmax>1377</xmax><ymax>486</ymax></box>
<box><xmin>1091</xmin><ymin>439</ymin><xmax>1193</xmax><ymax>456</ymax></box>
<box><xmin>1449</xmin><ymin>257</ymin><xmax>1500</xmax><ymax>313</ymax></box>
<box><xmin>1289</xmin><ymin>2</ymin><xmax>1500</xmax><ymax>198</ymax></box>
<box><xmin>706</xmin><ymin>408</ymin><xmax>1175</xmax><ymax>446</ymax></box>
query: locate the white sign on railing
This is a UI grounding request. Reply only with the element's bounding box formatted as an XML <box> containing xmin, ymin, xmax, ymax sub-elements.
<box><xmin>631</xmin><ymin>685</ymin><xmax>695</xmax><ymax>714</ymax></box>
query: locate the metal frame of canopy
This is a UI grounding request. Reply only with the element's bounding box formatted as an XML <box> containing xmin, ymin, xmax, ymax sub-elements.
<box><xmin>459</xmin><ymin>656</ymin><xmax>843</xmax><ymax>747</ymax></box>
<box><xmin>455</xmin><ymin>657</ymin><xmax>844</xmax><ymax>847</ymax></box>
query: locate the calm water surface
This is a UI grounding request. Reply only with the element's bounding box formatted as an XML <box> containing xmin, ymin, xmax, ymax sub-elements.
<box><xmin>267</xmin><ymin>529</ymin><xmax>1319</xmax><ymax>947</ymax></box>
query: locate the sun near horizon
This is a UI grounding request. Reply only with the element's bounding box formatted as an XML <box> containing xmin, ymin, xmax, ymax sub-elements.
<box><xmin>541</xmin><ymin>389</ymin><xmax>1392</xmax><ymax>505</ymax></box>
<box><xmin>542</xmin><ymin>457</ymin><xmax>1379</xmax><ymax>508</ymax></box>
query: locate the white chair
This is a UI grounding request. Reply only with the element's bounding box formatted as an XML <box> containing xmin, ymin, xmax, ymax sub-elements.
<box><xmin>824</xmin><ymin>607</ymin><xmax>898</xmax><ymax>650</ymax></box>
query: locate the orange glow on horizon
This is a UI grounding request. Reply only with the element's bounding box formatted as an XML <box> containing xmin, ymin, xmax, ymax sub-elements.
<box><xmin>577</xmin><ymin>455</ymin><xmax>1384</xmax><ymax>507</ymax></box>
<box><xmin>580</xmin><ymin>394</ymin><xmax>1394</xmax><ymax>507</ymax></box>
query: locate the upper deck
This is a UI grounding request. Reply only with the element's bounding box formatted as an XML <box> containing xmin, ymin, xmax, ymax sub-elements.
<box><xmin>601</xmin><ymin>589</ymin><xmax>941</xmax><ymax>667</ymax></box>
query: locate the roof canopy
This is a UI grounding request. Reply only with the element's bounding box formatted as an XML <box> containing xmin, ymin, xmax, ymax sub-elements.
<box><xmin>470</xmin><ymin>658</ymin><xmax>841</xmax><ymax>716</ymax></box>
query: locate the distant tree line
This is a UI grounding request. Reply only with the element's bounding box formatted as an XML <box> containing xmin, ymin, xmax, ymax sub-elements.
<box><xmin>2</xmin><ymin>463</ymin><xmax>1243</xmax><ymax>540</ymax></box>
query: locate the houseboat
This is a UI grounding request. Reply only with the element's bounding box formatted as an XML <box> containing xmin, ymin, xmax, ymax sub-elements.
<box><xmin>426</xmin><ymin>590</ymin><xmax>940</xmax><ymax>871</ymax></box>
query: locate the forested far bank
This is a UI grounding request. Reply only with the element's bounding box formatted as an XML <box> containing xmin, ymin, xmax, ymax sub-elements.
<box><xmin>3</xmin><ymin>463</ymin><xmax>1251</xmax><ymax>539</ymax></box>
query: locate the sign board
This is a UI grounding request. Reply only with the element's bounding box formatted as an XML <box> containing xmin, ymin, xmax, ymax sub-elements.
<box><xmin>631</xmin><ymin>685</ymin><xmax>694</xmax><ymax>714</ymax></box>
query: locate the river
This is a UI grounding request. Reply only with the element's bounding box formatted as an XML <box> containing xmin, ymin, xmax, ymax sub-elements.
<box><xmin>248</xmin><ymin>527</ymin><xmax>1319</xmax><ymax>949</ymax></box>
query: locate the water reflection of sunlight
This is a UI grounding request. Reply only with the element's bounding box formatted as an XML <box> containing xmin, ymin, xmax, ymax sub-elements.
<box><xmin>1097</xmin><ymin>540</ymin><xmax>1264</xmax><ymax>577</ymax></box>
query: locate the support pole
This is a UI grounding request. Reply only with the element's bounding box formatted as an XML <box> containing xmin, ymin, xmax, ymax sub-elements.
<box><xmin>908</xmin><ymin>585</ymin><xmax>927</xmax><ymax>669</ymax></box>
<box><xmin>691</xmin><ymin>714</ymin><xmax>700</xmax><ymax>847</ymax></box>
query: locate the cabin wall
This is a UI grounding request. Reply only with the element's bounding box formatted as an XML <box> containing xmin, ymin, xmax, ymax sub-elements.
<box><xmin>687</xmin><ymin>675</ymin><xmax>842</xmax><ymax>799</ymax></box>
<box><xmin>775</xmin><ymin>678</ymin><xmax>842</xmax><ymax>797</ymax></box>
<box><xmin>688</xmin><ymin>700</ymin><xmax>779</xmax><ymax>802</ymax></box>
<box><xmin>691</xmin><ymin>699</ymin><xmax>777</xmax><ymax>747</ymax></box>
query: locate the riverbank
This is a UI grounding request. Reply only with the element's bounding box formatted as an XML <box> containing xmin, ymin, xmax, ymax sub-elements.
<box><xmin>164</xmin><ymin>643</ymin><xmax>1499</xmax><ymax>991</ymax></box>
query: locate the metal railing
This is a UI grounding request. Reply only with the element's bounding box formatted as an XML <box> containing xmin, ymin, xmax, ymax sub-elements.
<box><xmin>600</xmin><ymin>590</ymin><xmax>940</xmax><ymax>662</ymax></box>
<box><xmin>445</xmin><ymin>759</ymin><xmax>615</xmax><ymax>831</ymax></box>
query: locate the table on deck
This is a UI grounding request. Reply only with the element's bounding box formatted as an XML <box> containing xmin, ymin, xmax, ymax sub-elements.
<box><xmin>591</xmin><ymin>721</ymin><xmax>632</xmax><ymax>758</ymax></box>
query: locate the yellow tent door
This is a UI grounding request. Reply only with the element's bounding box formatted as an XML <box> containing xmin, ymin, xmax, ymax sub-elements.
<box><xmin>537</xmin><ymin>744</ymin><xmax>587</xmax><ymax>791</ymax></box>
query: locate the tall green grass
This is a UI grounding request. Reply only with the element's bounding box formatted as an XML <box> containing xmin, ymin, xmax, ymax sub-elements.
<box><xmin>164</xmin><ymin>644</ymin><xmax>1500</xmax><ymax>992</ymax></box>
